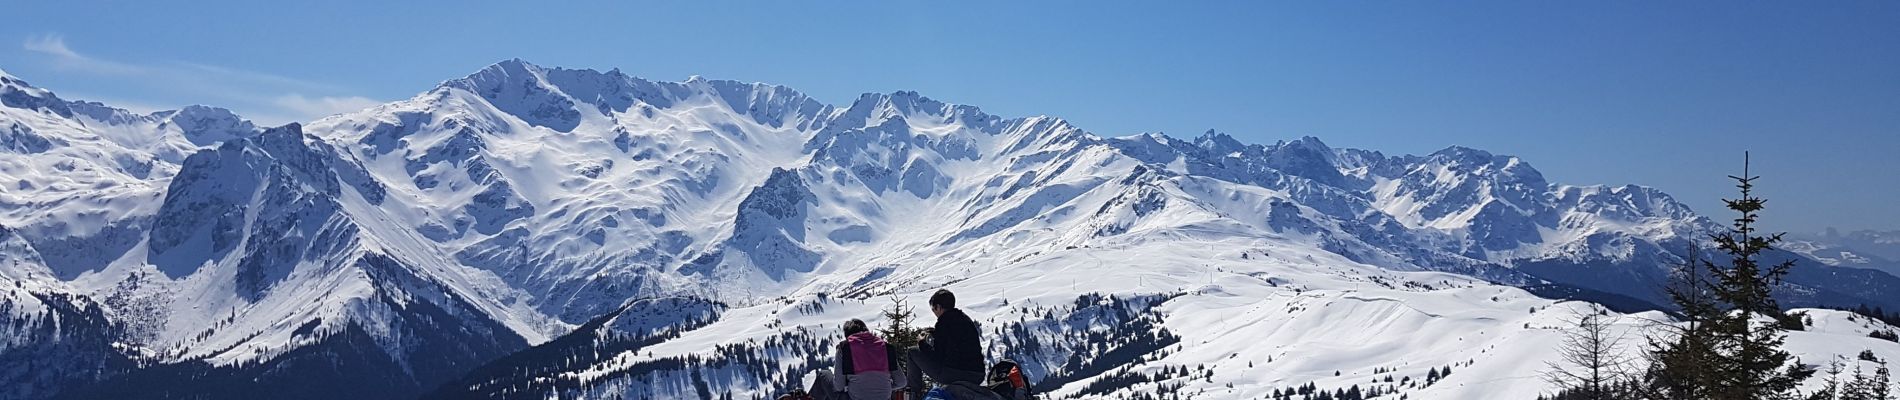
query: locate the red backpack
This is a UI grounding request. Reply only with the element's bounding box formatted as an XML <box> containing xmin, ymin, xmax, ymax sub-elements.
<box><xmin>986</xmin><ymin>359</ymin><xmax>1033</xmax><ymax>399</ymax></box>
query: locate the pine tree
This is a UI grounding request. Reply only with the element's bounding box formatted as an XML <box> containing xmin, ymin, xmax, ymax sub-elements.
<box><xmin>1818</xmin><ymin>358</ymin><xmax>1892</xmax><ymax>400</ymax></box>
<box><xmin>1643</xmin><ymin>244</ymin><xmax>1723</xmax><ymax>400</ymax></box>
<box><xmin>1871</xmin><ymin>360</ymin><xmax>1892</xmax><ymax>400</ymax></box>
<box><xmin>879</xmin><ymin>294</ymin><xmax>928</xmax><ymax>386</ymax></box>
<box><xmin>881</xmin><ymin>294</ymin><xmax>925</xmax><ymax>351</ymax></box>
<box><xmin>1645</xmin><ymin>153</ymin><xmax>1816</xmax><ymax>400</ymax></box>
<box><xmin>1836</xmin><ymin>362</ymin><xmax>1884</xmax><ymax>400</ymax></box>
<box><xmin>1813</xmin><ymin>360</ymin><xmax>1844</xmax><ymax>400</ymax></box>
<box><xmin>1700</xmin><ymin>153</ymin><xmax>1814</xmax><ymax>400</ymax></box>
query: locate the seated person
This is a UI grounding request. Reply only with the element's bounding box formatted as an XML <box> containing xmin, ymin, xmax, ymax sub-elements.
<box><xmin>809</xmin><ymin>319</ymin><xmax>901</xmax><ymax>400</ymax></box>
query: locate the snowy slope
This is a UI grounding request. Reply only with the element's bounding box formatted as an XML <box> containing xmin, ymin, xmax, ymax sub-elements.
<box><xmin>2</xmin><ymin>61</ymin><xmax>1895</xmax><ymax>399</ymax></box>
<box><xmin>0</xmin><ymin>71</ymin><xmax>257</xmax><ymax>280</ymax></box>
<box><xmin>433</xmin><ymin>234</ymin><xmax>1900</xmax><ymax>399</ymax></box>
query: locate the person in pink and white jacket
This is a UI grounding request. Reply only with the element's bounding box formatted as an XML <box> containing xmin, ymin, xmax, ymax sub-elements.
<box><xmin>809</xmin><ymin>319</ymin><xmax>904</xmax><ymax>400</ymax></box>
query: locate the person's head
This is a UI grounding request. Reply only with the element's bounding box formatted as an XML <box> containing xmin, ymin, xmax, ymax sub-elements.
<box><xmin>929</xmin><ymin>289</ymin><xmax>956</xmax><ymax>317</ymax></box>
<box><xmin>842</xmin><ymin>319</ymin><xmax>869</xmax><ymax>336</ymax></box>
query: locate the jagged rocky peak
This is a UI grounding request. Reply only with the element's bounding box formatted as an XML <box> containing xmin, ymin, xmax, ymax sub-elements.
<box><xmin>148</xmin><ymin>122</ymin><xmax>368</xmax><ymax>295</ymax></box>
<box><xmin>447</xmin><ymin>58</ymin><xmax>549</xmax><ymax>92</ymax></box>
<box><xmin>835</xmin><ymin>89</ymin><xmax>999</xmax><ymax>131</ymax></box>
<box><xmin>870</xmin><ymin>90</ymin><xmax>949</xmax><ymax>116</ymax></box>
<box><xmin>1555</xmin><ymin>184</ymin><xmax>1701</xmax><ymax>221</ymax></box>
<box><xmin>698</xmin><ymin>78</ymin><xmax>832</xmax><ymax>129</ymax></box>
<box><xmin>1264</xmin><ymin>135</ymin><xmax>1349</xmax><ymax>187</ymax></box>
<box><xmin>449</xmin><ymin>59</ymin><xmax>659</xmax><ymax>104</ymax></box>
<box><xmin>1</xmin><ymin>119</ymin><xmax>59</xmax><ymax>154</ymax></box>
<box><xmin>1273</xmin><ymin>135</ymin><xmax>1336</xmax><ymax>155</ymax></box>
<box><xmin>717</xmin><ymin>167</ymin><xmax>821</xmax><ymax>280</ymax></box>
<box><xmin>1421</xmin><ymin>146</ymin><xmax>1545</xmax><ymax>186</ymax></box>
<box><xmin>1192</xmin><ymin>129</ymin><xmax>1251</xmax><ymax>155</ymax></box>
<box><xmin>442</xmin><ymin>59</ymin><xmax>582</xmax><ymax>131</ymax></box>
<box><xmin>156</xmin><ymin>105</ymin><xmax>258</xmax><ymax>145</ymax></box>
<box><xmin>65</xmin><ymin>100</ymin><xmax>148</xmax><ymax>125</ymax></box>
<box><xmin>0</xmin><ymin>71</ymin><xmax>73</xmax><ymax>117</ymax></box>
<box><xmin>738</xmin><ymin>167</ymin><xmax>814</xmax><ymax>222</ymax></box>
<box><xmin>537</xmin><ymin>64</ymin><xmax>651</xmax><ymax>117</ymax></box>
<box><xmin>436</xmin><ymin>59</ymin><xmax>835</xmax><ymax>132</ymax></box>
<box><xmin>0</xmin><ymin>69</ymin><xmax>47</xmax><ymax>97</ymax></box>
<box><xmin>1398</xmin><ymin>145</ymin><xmax>1551</xmax><ymax>211</ymax></box>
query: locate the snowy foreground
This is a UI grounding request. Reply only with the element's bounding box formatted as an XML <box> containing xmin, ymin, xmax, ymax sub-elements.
<box><xmin>534</xmin><ymin>236</ymin><xmax>1900</xmax><ymax>399</ymax></box>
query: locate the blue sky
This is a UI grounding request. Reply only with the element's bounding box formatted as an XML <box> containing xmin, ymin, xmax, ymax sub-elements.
<box><xmin>4</xmin><ymin>1</ymin><xmax>1895</xmax><ymax>232</ymax></box>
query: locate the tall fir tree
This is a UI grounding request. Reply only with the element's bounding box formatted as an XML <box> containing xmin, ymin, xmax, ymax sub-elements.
<box><xmin>1814</xmin><ymin>357</ymin><xmax>1893</xmax><ymax>400</ymax></box>
<box><xmin>1871</xmin><ymin>360</ymin><xmax>1892</xmax><ymax>400</ymax></box>
<box><xmin>1644</xmin><ymin>245</ymin><xmax>1723</xmax><ymax>400</ymax></box>
<box><xmin>881</xmin><ymin>295</ymin><xmax>925</xmax><ymax>352</ymax></box>
<box><xmin>1644</xmin><ymin>153</ymin><xmax>1816</xmax><ymax>400</ymax></box>
<box><xmin>1812</xmin><ymin>360</ymin><xmax>1844</xmax><ymax>400</ymax></box>
<box><xmin>879</xmin><ymin>294</ymin><xmax>928</xmax><ymax>387</ymax></box>
<box><xmin>1701</xmin><ymin>153</ymin><xmax>1813</xmax><ymax>400</ymax></box>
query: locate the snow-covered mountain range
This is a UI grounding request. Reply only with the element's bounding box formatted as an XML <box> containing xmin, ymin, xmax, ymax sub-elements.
<box><xmin>1787</xmin><ymin>229</ymin><xmax>1900</xmax><ymax>278</ymax></box>
<box><xmin>1</xmin><ymin>62</ymin><xmax>1894</xmax><ymax>399</ymax></box>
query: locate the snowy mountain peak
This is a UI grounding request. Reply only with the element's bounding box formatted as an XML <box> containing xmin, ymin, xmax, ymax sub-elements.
<box><xmin>65</xmin><ymin>100</ymin><xmax>149</xmax><ymax>125</ymax></box>
<box><xmin>838</xmin><ymin>90</ymin><xmax>997</xmax><ymax>131</ymax></box>
<box><xmin>154</xmin><ymin>105</ymin><xmax>257</xmax><ymax>145</ymax></box>
<box><xmin>441</xmin><ymin>59</ymin><xmax>587</xmax><ymax>131</ymax></box>
<box><xmin>1414</xmin><ymin>145</ymin><xmax>1547</xmax><ymax>189</ymax></box>
<box><xmin>429</xmin><ymin>59</ymin><xmax>836</xmax><ymax>133</ymax></box>
<box><xmin>456</xmin><ymin>58</ymin><xmax>545</xmax><ymax>87</ymax></box>
<box><xmin>1278</xmin><ymin>135</ymin><xmax>1333</xmax><ymax>151</ymax></box>
<box><xmin>0</xmin><ymin>70</ymin><xmax>42</xmax><ymax>93</ymax></box>
<box><xmin>1192</xmin><ymin>129</ymin><xmax>1249</xmax><ymax>154</ymax></box>
<box><xmin>1255</xmin><ymin>135</ymin><xmax>1348</xmax><ymax>187</ymax></box>
<box><xmin>0</xmin><ymin>72</ymin><xmax>73</xmax><ymax>118</ymax></box>
<box><xmin>1427</xmin><ymin>145</ymin><xmax>1523</xmax><ymax>170</ymax></box>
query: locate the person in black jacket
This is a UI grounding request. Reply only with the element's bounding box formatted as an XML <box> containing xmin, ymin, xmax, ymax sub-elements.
<box><xmin>904</xmin><ymin>289</ymin><xmax>987</xmax><ymax>399</ymax></box>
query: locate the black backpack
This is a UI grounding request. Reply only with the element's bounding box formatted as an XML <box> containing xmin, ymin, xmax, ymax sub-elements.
<box><xmin>776</xmin><ymin>389</ymin><xmax>813</xmax><ymax>400</ymax></box>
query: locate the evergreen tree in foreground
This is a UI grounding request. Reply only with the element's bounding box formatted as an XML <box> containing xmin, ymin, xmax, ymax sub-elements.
<box><xmin>880</xmin><ymin>295</ymin><xmax>927</xmax><ymax>379</ymax></box>
<box><xmin>1810</xmin><ymin>357</ymin><xmax>1894</xmax><ymax>400</ymax></box>
<box><xmin>1644</xmin><ymin>153</ymin><xmax>1816</xmax><ymax>400</ymax></box>
<box><xmin>1643</xmin><ymin>243</ymin><xmax>1723</xmax><ymax>400</ymax></box>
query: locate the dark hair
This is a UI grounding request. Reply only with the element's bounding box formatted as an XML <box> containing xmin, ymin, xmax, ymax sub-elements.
<box><xmin>843</xmin><ymin>319</ymin><xmax>868</xmax><ymax>335</ymax></box>
<box><xmin>929</xmin><ymin>289</ymin><xmax>956</xmax><ymax>310</ymax></box>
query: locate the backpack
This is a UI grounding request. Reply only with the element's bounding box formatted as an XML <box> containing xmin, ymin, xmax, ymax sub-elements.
<box><xmin>776</xmin><ymin>389</ymin><xmax>814</xmax><ymax>400</ymax></box>
<box><xmin>929</xmin><ymin>382</ymin><xmax>1003</xmax><ymax>400</ymax></box>
<box><xmin>984</xmin><ymin>360</ymin><xmax>1032</xmax><ymax>400</ymax></box>
<box><xmin>844</xmin><ymin>332</ymin><xmax>891</xmax><ymax>373</ymax></box>
<box><xmin>923</xmin><ymin>387</ymin><xmax>955</xmax><ymax>400</ymax></box>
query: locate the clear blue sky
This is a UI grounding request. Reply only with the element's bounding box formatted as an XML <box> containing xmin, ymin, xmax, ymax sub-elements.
<box><xmin>4</xmin><ymin>1</ymin><xmax>1895</xmax><ymax>232</ymax></box>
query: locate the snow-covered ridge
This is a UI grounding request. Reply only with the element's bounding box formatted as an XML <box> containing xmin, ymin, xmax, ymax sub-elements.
<box><xmin>1</xmin><ymin>60</ymin><xmax>1894</xmax><ymax>399</ymax></box>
